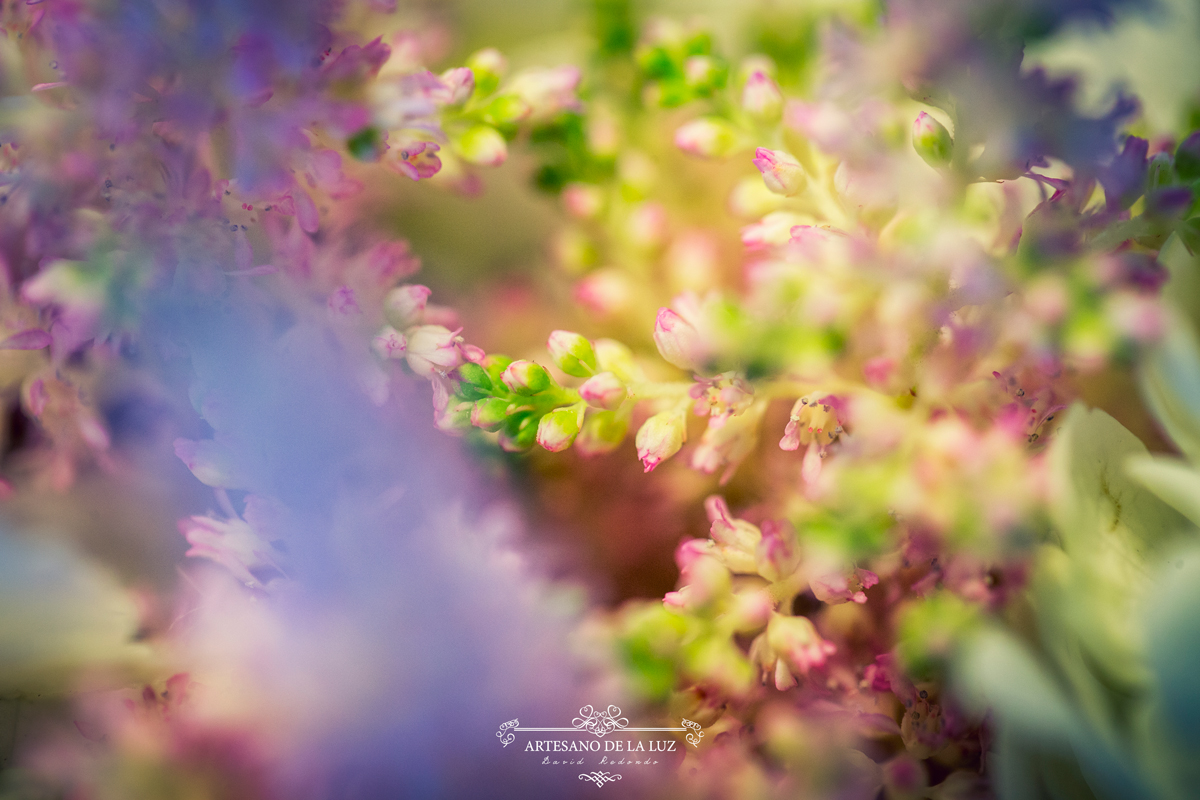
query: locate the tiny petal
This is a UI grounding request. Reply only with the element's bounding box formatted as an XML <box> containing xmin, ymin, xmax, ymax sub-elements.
<box><xmin>0</xmin><ymin>329</ymin><xmax>53</xmax><ymax>350</ymax></box>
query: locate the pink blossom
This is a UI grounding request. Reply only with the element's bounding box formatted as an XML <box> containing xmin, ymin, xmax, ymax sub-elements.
<box><xmin>811</xmin><ymin>568</ymin><xmax>880</xmax><ymax>605</ymax></box>
<box><xmin>404</xmin><ymin>325</ymin><xmax>462</xmax><ymax>377</ymax></box>
<box><xmin>372</xmin><ymin>327</ymin><xmax>407</xmax><ymax>359</ymax></box>
<box><xmin>390</xmin><ymin>142</ymin><xmax>442</xmax><ymax>181</ymax></box>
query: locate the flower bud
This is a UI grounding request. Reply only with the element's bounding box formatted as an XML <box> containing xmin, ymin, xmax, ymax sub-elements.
<box><xmin>681</xmin><ymin>554</ymin><xmax>732</xmax><ymax>608</ymax></box>
<box><xmin>562</xmin><ymin>183</ymin><xmax>605</xmax><ymax>219</ymax></box>
<box><xmin>471</xmin><ymin>397</ymin><xmax>510</xmax><ymax>431</ymax></box>
<box><xmin>501</xmin><ymin>359</ymin><xmax>552</xmax><ymax>394</ymax></box>
<box><xmin>499</xmin><ymin>411</ymin><xmax>539</xmax><ymax>452</ymax></box>
<box><xmin>653</xmin><ymin>307</ymin><xmax>703</xmax><ymax>371</ymax></box>
<box><xmin>766</xmin><ymin>613</ymin><xmax>835</xmax><ymax>676</ymax></box>
<box><xmin>1146</xmin><ymin>151</ymin><xmax>1175</xmax><ymax>191</ymax></box>
<box><xmin>579</xmin><ymin>371</ymin><xmax>627</xmax><ymax>410</ymax></box>
<box><xmin>755</xmin><ymin>519</ymin><xmax>800</xmax><ymax>582</ymax></box>
<box><xmin>546</xmin><ymin>330</ymin><xmax>598</xmax><ymax>377</ymax></box>
<box><xmin>537</xmin><ymin>406</ymin><xmax>582</xmax><ymax>452</ymax></box>
<box><xmin>726</xmin><ymin>589</ymin><xmax>773</xmax><ymax>632</ymax></box>
<box><xmin>574</xmin><ymin>410</ymin><xmax>628</xmax><ymax>456</ymax></box>
<box><xmin>481</xmin><ymin>93</ymin><xmax>532</xmax><ymax>126</ymax></box>
<box><xmin>636</xmin><ymin>408</ymin><xmax>687</xmax><ymax>472</ymax></box>
<box><xmin>741</xmin><ymin>71</ymin><xmax>782</xmax><ymax>121</ymax></box>
<box><xmin>594</xmin><ymin>338</ymin><xmax>637</xmax><ymax>380</ymax></box>
<box><xmin>752</xmin><ymin>148</ymin><xmax>806</xmax><ymax>196</ymax></box>
<box><xmin>674</xmin><ymin>117</ymin><xmax>740</xmax><ymax>159</ymax></box>
<box><xmin>372</xmin><ymin>326</ymin><xmax>406</xmax><ymax>359</ymax></box>
<box><xmin>912</xmin><ymin>112</ymin><xmax>952</xmax><ymax>168</ymax></box>
<box><xmin>1175</xmin><ymin>130</ymin><xmax>1200</xmax><ymax>182</ymax></box>
<box><xmin>456</xmin><ymin>124</ymin><xmax>508</xmax><ymax>166</ymax></box>
<box><xmin>466</xmin><ymin>47</ymin><xmax>507</xmax><ymax>96</ymax></box>
<box><xmin>437</xmin><ymin>67</ymin><xmax>475</xmax><ymax>105</ymax></box>
<box><xmin>382</xmin><ymin>284</ymin><xmax>431</xmax><ymax>329</ymax></box>
<box><xmin>508</xmin><ymin>66</ymin><xmax>582</xmax><ymax>121</ymax></box>
<box><xmin>684</xmin><ymin>55</ymin><xmax>726</xmax><ymax>93</ymax></box>
<box><xmin>436</xmin><ymin>399</ymin><xmax>474</xmax><ymax>433</ymax></box>
<box><xmin>454</xmin><ymin>361</ymin><xmax>494</xmax><ymax>398</ymax></box>
<box><xmin>404</xmin><ymin>325</ymin><xmax>462</xmax><ymax>377</ymax></box>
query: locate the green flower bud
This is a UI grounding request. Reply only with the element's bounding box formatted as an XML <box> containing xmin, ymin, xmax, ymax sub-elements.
<box><xmin>546</xmin><ymin>330</ymin><xmax>598</xmax><ymax>377</ymax></box>
<box><xmin>501</xmin><ymin>360</ymin><xmax>553</xmax><ymax>394</ymax></box>
<box><xmin>499</xmin><ymin>411</ymin><xmax>539</xmax><ymax>452</ymax></box>
<box><xmin>471</xmin><ymin>397</ymin><xmax>510</xmax><ymax>431</ymax></box>
<box><xmin>537</xmin><ymin>406</ymin><xmax>582</xmax><ymax>452</ymax></box>
<box><xmin>456</xmin><ymin>124</ymin><xmax>507</xmax><ymax>167</ymax></box>
<box><xmin>482</xmin><ymin>354</ymin><xmax>514</xmax><ymax>384</ymax></box>
<box><xmin>455</xmin><ymin>361</ymin><xmax>494</xmax><ymax>393</ymax></box>
<box><xmin>466</xmin><ymin>48</ymin><xmax>507</xmax><ymax>97</ymax></box>
<box><xmin>574</xmin><ymin>410</ymin><xmax>629</xmax><ymax>456</ymax></box>
<box><xmin>912</xmin><ymin>112</ymin><xmax>953</xmax><ymax>169</ymax></box>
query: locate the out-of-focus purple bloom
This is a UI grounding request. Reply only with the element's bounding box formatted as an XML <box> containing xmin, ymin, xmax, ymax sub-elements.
<box><xmin>1098</xmin><ymin>135</ymin><xmax>1149</xmax><ymax>211</ymax></box>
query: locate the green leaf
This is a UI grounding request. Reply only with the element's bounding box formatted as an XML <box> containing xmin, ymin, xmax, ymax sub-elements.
<box><xmin>1125</xmin><ymin>456</ymin><xmax>1200</xmax><ymax>529</ymax></box>
<box><xmin>1049</xmin><ymin>404</ymin><xmax>1190</xmax><ymax>555</ymax></box>
<box><xmin>1139</xmin><ymin>310</ymin><xmax>1200</xmax><ymax>463</ymax></box>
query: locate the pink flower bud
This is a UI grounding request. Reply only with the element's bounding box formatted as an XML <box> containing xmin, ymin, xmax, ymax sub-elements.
<box><xmin>912</xmin><ymin>111</ymin><xmax>953</xmax><ymax>168</ymax></box>
<box><xmin>674</xmin><ymin>117</ymin><xmax>740</xmax><ymax>159</ymax></box>
<box><xmin>752</xmin><ymin>148</ymin><xmax>806</xmax><ymax>196</ymax></box>
<box><xmin>579</xmin><ymin>371</ymin><xmax>627</xmax><ymax>409</ymax></box>
<box><xmin>404</xmin><ymin>325</ymin><xmax>462</xmax><ymax>377</ymax></box>
<box><xmin>501</xmin><ymin>360</ymin><xmax>553</xmax><ymax>394</ymax></box>
<box><xmin>382</xmin><ymin>284</ymin><xmax>432</xmax><ymax>329</ymax></box>
<box><xmin>635</xmin><ymin>409</ymin><xmax>686</xmax><ymax>472</ymax></box>
<box><xmin>546</xmin><ymin>330</ymin><xmax>598</xmax><ymax>377</ymax></box>
<box><xmin>675</xmin><ymin>538</ymin><xmax>715</xmax><ymax>571</ymax></box>
<box><xmin>654</xmin><ymin>307</ymin><xmax>704</xmax><ymax>371</ymax></box>
<box><xmin>742</xmin><ymin>71</ymin><xmax>783</xmax><ymax>120</ymax></box>
<box><xmin>536</xmin><ymin>406</ymin><xmax>582</xmax><ymax>452</ymax></box>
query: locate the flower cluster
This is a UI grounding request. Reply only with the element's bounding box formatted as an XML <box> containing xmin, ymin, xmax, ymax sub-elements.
<box><xmin>0</xmin><ymin>1</ymin><xmax>1197</xmax><ymax>799</ymax></box>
